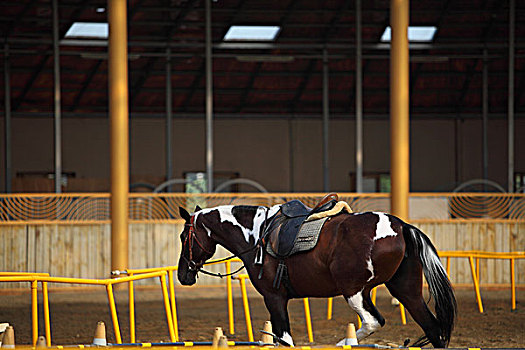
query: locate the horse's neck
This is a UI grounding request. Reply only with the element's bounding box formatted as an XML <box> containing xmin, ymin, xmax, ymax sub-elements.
<box><xmin>210</xmin><ymin>204</ymin><xmax>279</xmax><ymax>257</ymax></box>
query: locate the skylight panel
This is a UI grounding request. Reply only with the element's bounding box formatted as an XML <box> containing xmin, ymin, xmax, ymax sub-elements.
<box><xmin>224</xmin><ymin>26</ymin><xmax>280</xmax><ymax>41</ymax></box>
<box><xmin>380</xmin><ymin>26</ymin><xmax>437</xmax><ymax>42</ymax></box>
<box><xmin>65</xmin><ymin>22</ymin><xmax>108</xmax><ymax>39</ymax></box>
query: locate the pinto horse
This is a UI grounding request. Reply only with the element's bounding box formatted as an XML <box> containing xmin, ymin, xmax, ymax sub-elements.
<box><xmin>177</xmin><ymin>204</ymin><xmax>456</xmax><ymax>348</ymax></box>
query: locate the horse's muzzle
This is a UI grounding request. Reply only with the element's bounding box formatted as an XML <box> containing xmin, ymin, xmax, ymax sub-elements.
<box><xmin>177</xmin><ymin>268</ymin><xmax>197</xmax><ymax>286</ymax></box>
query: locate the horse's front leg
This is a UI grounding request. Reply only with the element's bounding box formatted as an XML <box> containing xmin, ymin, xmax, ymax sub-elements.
<box><xmin>263</xmin><ymin>294</ymin><xmax>294</xmax><ymax>347</ymax></box>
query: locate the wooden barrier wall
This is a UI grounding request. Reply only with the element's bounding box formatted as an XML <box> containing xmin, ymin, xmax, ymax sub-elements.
<box><xmin>1</xmin><ymin>221</ymin><xmax>523</xmax><ymax>288</ymax></box>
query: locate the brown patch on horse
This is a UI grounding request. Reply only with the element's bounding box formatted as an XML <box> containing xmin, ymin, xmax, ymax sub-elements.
<box><xmin>232</xmin><ymin>205</ymin><xmax>258</xmax><ymax>230</ymax></box>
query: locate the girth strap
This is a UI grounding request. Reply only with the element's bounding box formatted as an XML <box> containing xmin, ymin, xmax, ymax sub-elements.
<box><xmin>273</xmin><ymin>260</ymin><xmax>287</xmax><ymax>289</ymax></box>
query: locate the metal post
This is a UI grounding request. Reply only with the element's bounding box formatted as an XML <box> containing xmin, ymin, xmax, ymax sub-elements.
<box><xmin>4</xmin><ymin>43</ymin><xmax>11</xmax><ymax>193</ymax></box>
<box><xmin>390</xmin><ymin>0</ymin><xmax>410</xmax><ymax>220</ymax></box>
<box><xmin>508</xmin><ymin>0</ymin><xmax>515</xmax><ymax>192</ymax></box>
<box><xmin>52</xmin><ymin>0</ymin><xmax>62</xmax><ymax>193</ymax></box>
<box><xmin>355</xmin><ymin>0</ymin><xmax>363</xmax><ymax>193</ymax></box>
<box><xmin>166</xmin><ymin>47</ymin><xmax>173</xmax><ymax>191</ymax></box>
<box><xmin>288</xmin><ymin>119</ymin><xmax>294</xmax><ymax>191</ymax></box>
<box><xmin>482</xmin><ymin>49</ymin><xmax>488</xmax><ymax>184</ymax></box>
<box><xmin>205</xmin><ymin>0</ymin><xmax>214</xmax><ymax>192</ymax></box>
<box><xmin>322</xmin><ymin>49</ymin><xmax>330</xmax><ymax>192</ymax></box>
<box><xmin>108</xmin><ymin>0</ymin><xmax>129</xmax><ymax>273</ymax></box>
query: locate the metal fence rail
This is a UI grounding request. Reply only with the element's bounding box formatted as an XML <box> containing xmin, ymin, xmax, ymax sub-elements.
<box><xmin>1</xmin><ymin>193</ymin><xmax>524</xmax><ymax>223</ymax></box>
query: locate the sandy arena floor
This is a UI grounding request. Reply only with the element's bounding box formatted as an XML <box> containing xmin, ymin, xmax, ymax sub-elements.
<box><xmin>0</xmin><ymin>285</ymin><xmax>524</xmax><ymax>348</ymax></box>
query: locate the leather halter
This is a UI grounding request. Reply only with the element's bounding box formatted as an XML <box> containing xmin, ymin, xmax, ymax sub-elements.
<box><xmin>183</xmin><ymin>215</ymin><xmax>213</xmax><ymax>271</ymax></box>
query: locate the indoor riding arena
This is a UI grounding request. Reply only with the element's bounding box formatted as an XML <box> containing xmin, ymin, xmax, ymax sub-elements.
<box><xmin>0</xmin><ymin>1</ymin><xmax>524</xmax><ymax>350</ymax></box>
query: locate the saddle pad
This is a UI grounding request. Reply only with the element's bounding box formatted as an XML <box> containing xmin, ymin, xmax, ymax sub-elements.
<box><xmin>267</xmin><ymin>216</ymin><xmax>329</xmax><ymax>258</ymax></box>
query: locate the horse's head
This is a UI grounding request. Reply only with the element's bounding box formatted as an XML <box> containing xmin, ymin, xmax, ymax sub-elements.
<box><xmin>177</xmin><ymin>206</ymin><xmax>217</xmax><ymax>285</ymax></box>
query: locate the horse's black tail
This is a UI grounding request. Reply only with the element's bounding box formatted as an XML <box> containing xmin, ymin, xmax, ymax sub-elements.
<box><xmin>403</xmin><ymin>224</ymin><xmax>457</xmax><ymax>347</ymax></box>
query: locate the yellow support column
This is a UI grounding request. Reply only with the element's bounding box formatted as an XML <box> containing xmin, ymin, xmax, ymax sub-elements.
<box><xmin>108</xmin><ymin>0</ymin><xmax>129</xmax><ymax>275</ymax></box>
<box><xmin>390</xmin><ymin>0</ymin><xmax>410</xmax><ymax>327</ymax></box>
<box><xmin>390</xmin><ymin>0</ymin><xmax>410</xmax><ymax>221</ymax></box>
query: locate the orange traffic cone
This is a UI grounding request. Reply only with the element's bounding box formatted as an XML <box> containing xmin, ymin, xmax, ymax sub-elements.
<box><xmin>217</xmin><ymin>335</ymin><xmax>229</xmax><ymax>348</ymax></box>
<box><xmin>261</xmin><ymin>321</ymin><xmax>273</xmax><ymax>344</ymax></box>
<box><xmin>36</xmin><ymin>335</ymin><xmax>47</xmax><ymax>348</ymax></box>
<box><xmin>92</xmin><ymin>321</ymin><xmax>107</xmax><ymax>346</ymax></box>
<box><xmin>212</xmin><ymin>327</ymin><xmax>224</xmax><ymax>348</ymax></box>
<box><xmin>1</xmin><ymin>326</ymin><xmax>15</xmax><ymax>349</ymax></box>
<box><xmin>344</xmin><ymin>323</ymin><xmax>358</xmax><ymax>346</ymax></box>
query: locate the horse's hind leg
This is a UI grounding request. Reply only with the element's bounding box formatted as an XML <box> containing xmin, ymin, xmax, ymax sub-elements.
<box><xmin>385</xmin><ymin>256</ymin><xmax>444</xmax><ymax>347</ymax></box>
<box><xmin>344</xmin><ymin>287</ymin><xmax>385</xmax><ymax>341</ymax></box>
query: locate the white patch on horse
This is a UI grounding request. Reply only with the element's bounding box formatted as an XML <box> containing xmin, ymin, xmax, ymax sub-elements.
<box><xmin>373</xmin><ymin>212</ymin><xmax>397</xmax><ymax>241</ymax></box>
<box><xmin>197</xmin><ymin>205</ymin><xmax>281</xmax><ymax>244</ymax></box>
<box><xmin>201</xmin><ymin>223</ymin><xmax>212</xmax><ymax>237</ymax></box>
<box><xmin>346</xmin><ymin>291</ymin><xmax>381</xmax><ymax>340</ymax></box>
<box><xmin>281</xmin><ymin>332</ymin><xmax>294</xmax><ymax>347</ymax></box>
<box><xmin>366</xmin><ymin>258</ymin><xmax>374</xmax><ymax>282</ymax></box>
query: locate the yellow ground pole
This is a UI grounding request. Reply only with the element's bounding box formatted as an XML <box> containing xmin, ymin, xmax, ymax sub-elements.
<box><xmin>226</xmin><ymin>260</ymin><xmax>235</xmax><ymax>335</ymax></box>
<box><xmin>326</xmin><ymin>297</ymin><xmax>333</xmax><ymax>320</ymax></box>
<box><xmin>0</xmin><ymin>272</ymin><xmax>51</xmax><ymax>346</ymax></box>
<box><xmin>510</xmin><ymin>258</ymin><xmax>516</xmax><ymax>310</ymax></box>
<box><xmin>31</xmin><ymin>280</ymin><xmax>38</xmax><ymax>345</ymax></box>
<box><xmin>303</xmin><ymin>298</ymin><xmax>314</xmax><ymax>342</ymax></box>
<box><xmin>108</xmin><ymin>0</ymin><xmax>129</xmax><ymax>275</ymax></box>
<box><xmin>0</xmin><ymin>271</ymin><xmax>172</xmax><ymax>346</ymax></box>
<box><xmin>106</xmin><ymin>283</ymin><xmax>122</xmax><ymax>343</ymax></box>
<box><xmin>476</xmin><ymin>258</ymin><xmax>481</xmax><ymax>283</ymax></box>
<box><xmin>235</xmin><ymin>274</ymin><xmax>254</xmax><ymax>342</ymax></box>
<box><xmin>399</xmin><ymin>304</ymin><xmax>407</xmax><ymax>325</ymax></box>
<box><xmin>167</xmin><ymin>270</ymin><xmax>180</xmax><ymax>340</ymax></box>
<box><xmin>159</xmin><ymin>274</ymin><xmax>177</xmax><ymax>342</ymax></box>
<box><xmin>128</xmin><ymin>276</ymin><xmax>136</xmax><ymax>343</ymax></box>
<box><xmin>42</xmin><ymin>282</ymin><xmax>51</xmax><ymax>347</ymax></box>
<box><xmin>118</xmin><ymin>266</ymin><xmax>180</xmax><ymax>342</ymax></box>
<box><xmin>468</xmin><ymin>256</ymin><xmax>484</xmax><ymax>313</ymax></box>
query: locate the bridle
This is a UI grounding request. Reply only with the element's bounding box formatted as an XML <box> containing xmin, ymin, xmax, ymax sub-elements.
<box><xmin>182</xmin><ymin>215</ymin><xmax>214</xmax><ymax>272</ymax></box>
<box><xmin>181</xmin><ymin>208</ymin><xmax>270</xmax><ymax>278</ymax></box>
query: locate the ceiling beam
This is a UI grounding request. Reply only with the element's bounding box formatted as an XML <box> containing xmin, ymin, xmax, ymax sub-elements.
<box><xmin>181</xmin><ymin>0</ymin><xmax>251</xmax><ymax>113</ymax></box>
<box><xmin>409</xmin><ymin>0</ymin><xmax>452</xmax><ymax>98</ymax></box>
<box><xmin>455</xmin><ymin>0</ymin><xmax>503</xmax><ymax>114</ymax></box>
<box><xmin>288</xmin><ymin>1</ymin><xmax>352</xmax><ymax>113</ymax></box>
<box><xmin>129</xmin><ymin>0</ymin><xmax>199</xmax><ymax>106</ymax></box>
<box><xmin>235</xmin><ymin>0</ymin><xmax>301</xmax><ymax>113</ymax></box>
<box><xmin>12</xmin><ymin>1</ymin><xmax>99</xmax><ymax>111</ymax></box>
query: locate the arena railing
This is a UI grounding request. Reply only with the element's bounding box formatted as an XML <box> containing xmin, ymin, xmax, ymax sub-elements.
<box><xmin>0</xmin><ymin>192</ymin><xmax>523</xmax><ymax>223</ymax></box>
<box><xmin>0</xmin><ymin>271</ymin><xmax>176</xmax><ymax>346</ymax></box>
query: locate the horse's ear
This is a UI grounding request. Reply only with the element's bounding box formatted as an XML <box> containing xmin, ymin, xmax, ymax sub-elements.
<box><xmin>195</xmin><ymin>205</ymin><xmax>202</xmax><ymax>212</ymax></box>
<box><xmin>179</xmin><ymin>207</ymin><xmax>191</xmax><ymax>221</ymax></box>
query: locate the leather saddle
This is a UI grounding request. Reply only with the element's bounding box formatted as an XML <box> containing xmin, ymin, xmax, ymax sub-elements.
<box><xmin>265</xmin><ymin>193</ymin><xmax>338</xmax><ymax>259</ymax></box>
